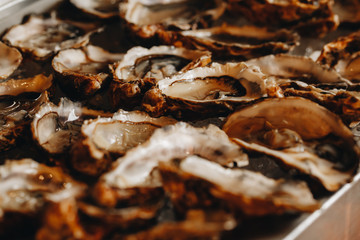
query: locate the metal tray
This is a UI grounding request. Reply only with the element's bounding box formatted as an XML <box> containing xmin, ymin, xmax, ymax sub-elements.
<box><xmin>0</xmin><ymin>1</ymin><xmax>359</xmax><ymax>239</ymax></box>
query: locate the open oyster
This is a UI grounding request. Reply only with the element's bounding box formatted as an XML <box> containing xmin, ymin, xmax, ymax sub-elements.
<box><xmin>160</xmin><ymin>155</ymin><xmax>319</xmax><ymax>215</ymax></box>
<box><xmin>31</xmin><ymin>98</ymin><xmax>110</xmax><ymax>155</ymax></box>
<box><xmin>159</xmin><ymin>24</ymin><xmax>299</xmax><ymax>59</ymax></box>
<box><xmin>0</xmin><ymin>159</ymin><xmax>86</xmax><ymax>220</ymax></box>
<box><xmin>142</xmin><ymin>62</ymin><xmax>282</xmax><ymax>117</ymax></box>
<box><xmin>246</xmin><ymin>54</ymin><xmax>349</xmax><ymax>85</ymax></box>
<box><xmin>2</xmin><ymin>14</ymin><xmax>90</xmax><ymax>59</ymax></box>
<box><xmin>94</xmin><ymin>122</ymin><xmax>248</xmax><ymax>207</ymax></box>
<box><xmin>317</xmin><ymin>31</ymin><xmax>360</xmax><ymax>83</ymax></box>
<box><xmin>120</xmin><ymin>0</ymin><xmax>226</xmax><ymax>32</ymax></box>
<box><xmin>223</xmin><ymin>97</ymin><xmax>360</xmax><ymax>191</ymax></box>
<box><xmin>228</xmin><ymin>0</ymin><xmax>338</xmax><ymax>37</ymax></box>
<box><xmin>70</xmin><ymin>0</ymin><xmax>122</xmax><ymax>19</ymax></box>
<box><xmin>110</xmin><ymin>45</ymin><xmax>211</xmax><ymax>109</ymax></box>
<box><xmin>52</xmin><ymin>45</ymin><xmax>123</xmax><ymax>98</ymax></box>
<box><xmin>0</xmin><ymin>92</ymin><xmax>48</xmax><ymax>151</ymax></box>
<box><xmin>71</xmin><ymin>109</ymin><xmax>177</xmax><ymax>176</ymax></box>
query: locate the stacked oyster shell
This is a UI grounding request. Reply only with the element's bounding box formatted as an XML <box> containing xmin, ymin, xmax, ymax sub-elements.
<box><xmin>0</xmin><ymin>0</ymin><xmax>359</xmax><ymax>239</ymax></box>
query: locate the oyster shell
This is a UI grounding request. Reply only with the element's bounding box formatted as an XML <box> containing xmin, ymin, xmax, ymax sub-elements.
<box><xmin>0</xmin><ymin>42</ymin><xmax>22</xmax><ymax>80</ymax></box>
<box><xmin>142</xmin><ymin>62</ymin><xmax>282</xmax><ymax>117</ymax></box>
<box><xmin>52</xmin><ymin>45</ymin><xmax>123</xmax><ymax>98</ymax></box>
<box><xmin>333</xmin><ymin>0</ymin><xmax>360</xmax><ymax>25</ymax></box>
<box><xmin>71</xmin><ymin>109</ymin><xmax>177</xmax><ymax>176</ymax></box>
<box><xmin>246</xmin><ymin>54</ymin><xmax>349</xmax><ymax>85</ymax></box>
<box><xmin>317</xmin><ymin>31</ymin><xmax>360</xmax><ymax>83</ymax></box>
<box><xmin>159</xmin><ymin>24</ymin><xmax>299</xmax><ymax>59</ymax></box>
<box><xmin>0</xmin><ymin>159</ymin><xmax>86</xmax><ymax>220</ymax></box>
<box><xmin>120</xmin><ymin>0</ymin><xmax>226</xmax><ymax>30</ymax></box>
<box><xmin>0</xmin><ymin>92</ymin><xmax>48</xmax><ymax>151</ymax></box>
<box><xmin>159</xmin><ymin>155</ymin><xmax>319</xmax><ymax>215</ymax></box>
<box><xmin>94</xmin><ymin>122</ymin><xmax>248</xmax><ymax>207</ymax></box>
<box><xmin>2</xmin><ymin>14</ymin><xmax>90</xmax><ymax>59</ymax></box>
<box><xmin>228</xmin><ymin>0</ymin><xmax>338</xmax><ymax>37</ymax></box>
<box><xmin>70</xmin><ymin>0</ymin><xmax>122</xmax><ymax>19</ymax></box>
<box><xmin>31</xmin><ymin>98</ymin><xmax>111</xmax><ymax>155</ymax></box>
<box><xmin>110</xmin><ymin>45</ymin><xmax>211</xmax><ymax>108</ymax></box>
<box><xmin>223</xmin><ymin>97</ymin><xmax>360</xmax><ymax>191</ymax></box>
<box><xmin>122</xmin><ymin>209</ymin><xmax>237</xmax><ymax>240</ymax></box>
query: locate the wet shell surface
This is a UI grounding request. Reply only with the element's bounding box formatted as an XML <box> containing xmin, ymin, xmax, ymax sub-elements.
<box><xmin>142</xmin><ymin>62</ymin><xmax>282</xmax><ymax>117</ymax></box>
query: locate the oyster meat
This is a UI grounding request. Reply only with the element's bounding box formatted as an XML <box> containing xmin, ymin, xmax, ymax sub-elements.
<box><xmin>159</xmin><ymin>24</ymin><xmax>299</xmax><ymax>59</ymax></box>
<box><xmin>52</xmin><ymin>45</ymin><xmax>123</xmax><ymax>97</ymax></box>
<box><xmin>0</xmin><ymin>159</ymin><xmax>86</xmax><ymax>220</ymax></box>
<box><xmin>110</xmin><ymin>45</ymin><xmax>211</xmax><ymax>108</ymax></box>
<box><xmin>223</xmin><ymin>97</ymin><xmax>360</xmax><ymax>191</ymax></box>
<box><xmin>71</xmin><ymin>109</ymin><xmax>177</xmax><ymax>176</ymax></box>
<box><xmin>142</xmin><ymin>62</ymin><xmax>282</xmax><ymax>117</ymax></box>
<box><xmin>31</xmin><ymin>98</ymin><xmax>110</xmax><ymax>155</ymax></box>
<box><xmin>159</xmin><ymin>155</ymin><xmax>319</xmax><ymax>215</ymax></box>
<box><xmin>3</xmin><ymin>14</ymin><xmax>90</xmax><ymax>59</ymax></box>
<box><xmin>120</xmin><ymin>0</ymin><xmax>226</xmax><ymax>31</ymax></box>
<box><xmin>94</xmin><ymin>122</ymin><xmax>248</xmax><ymax>207</ymax></box>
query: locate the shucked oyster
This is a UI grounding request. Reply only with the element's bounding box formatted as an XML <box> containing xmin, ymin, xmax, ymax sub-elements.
<box><xmin>110</xmin><ymin>45</ymin><xmax>211</xmax><ymax>109</ymax></box>
<box><xmin>142</xmin><ymin>62</ymin><xmax>282</xmax><ymax>118</ymax></box>
<box><xmin>223</xmin><ymin>97</ymin><xmax>360</xmax><ymax>191</ymax></box>
<box><xmin>2</xmin><ymin>14</ymin><xmax>90</xmax><ymax>59</ymax></box>
<box><xmin>52</xmin><ymin>45</ymin><xmax>123</xmax><ymax>98</ymax></box>
<box><xmin>159</xmin><ymin>24</ymin><xmax>299</xmax><ymax>59</ymax></box>
<box><xmin>246</xmin><ymin>54</ymin><xmax>350</xmax><ymax>85</ymax></box>
<box><xmin>31</xmin><ymin>98</ymin><xmax>110</xmax><ymax>155</ymax></box>
<box><xmin>160</xmin><ymin>155</ymin><xmax>319</xmax><ymax>215</ymax></box>
<box><xmin>71</xmin><ymin>109</ymin><xmax>177</xmax><ymax>176</ymax></box>
<box><xmin>94</xmin><ymin>122</ymin><xmax>248</xmax><ymax>207</ymax></box>
<box><xmin>120</xmin><ymin>0</ymin><xmax>226</xmax><ymax>31</ymax></box>
<box><xmin>317</xmin><ymin>31</ymin><xmax>360</xmax><ymax>83</ymax></box>
<box><xmin>0</xmin><ymin>159</ymin><xmax>86</xmax><ymax>220</ymax></box>
<box><xmin>70</xmin><ymin>0</ymin><xmax>122</xmax><ymax>19</ymax></box>
<box><xmin>228</xmin><ymin>0</ymin><xmax>338</xmax><ymax>37</ymax></box>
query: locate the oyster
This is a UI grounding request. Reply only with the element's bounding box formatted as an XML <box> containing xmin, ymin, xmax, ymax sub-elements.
<box><xmin>159</xmin><ymin>24</ymin><xmax>299</xmax><ymax>59</ymax></box>
<box><xmin>246</xmin><ymin>54</ymin><xmax>349</xmax><ymax>85</ymax></box>
<box><xmin>120</xmin><ymin>0</ymin><xmax>226</xmax><ymax>31</ymax></box>
<box><xmin>317</xmin><ymin>31</ymin><xmax>360</xmax><ymax>83</ymax></box>
<box><xmin>159</xmin><ymin>155</ymin><xmax>319</xmax><ymax>215</ymax></box>
<box><xmin>0</xmin><ymin>92</ymin><xmax>48</xmax><ymax>151</ymax></box>
<box><xmin>228</xmin><ymin>0</ymin><xmax>338</xmax><ymax>37</ymax></box>
<box><xmin>2</xmin><ymin>14</ymin><xmax>90</xmax><ymax>59</ymax></box>
<box><xmin>52</xmin><ymin>45</ymin><xmax>123</xmax><ymax>98</ymax></box>
<box><xmin>142</xmin><ymin>62</ymin><xmax>282</xmax><ymax>117</ymax></box>
<box><xmin>0</xmin><ymin>159</ymin><xmax>86</xmax><ymax>220</ymax></box>
<box><xmin>31</xmin><ymin>98</ymin><xmax>111</xmax><ymax>155</ymax></box>
<box><xmin>94</xmin><ymin>122</ymin><xmax>248</xmax><ymax>207</ymax></box>
<box><xmin>70</xmin><ymin>0</ymin><xmax>122</xmax><ymax>19</ymax></box>
<box><xmin>110</xmin><ymin>45</ymin><xmax>211</xmax><ymax>108</ymax></box>
<box><xmin>223</xmin><ymin>97</ymin><xmax>360</xmax><ymax>191</ymax></box>
<box><xmin>71</xmin><ymin>109</ymin><xmax>177</xmax><ymax>176</ymax></box>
